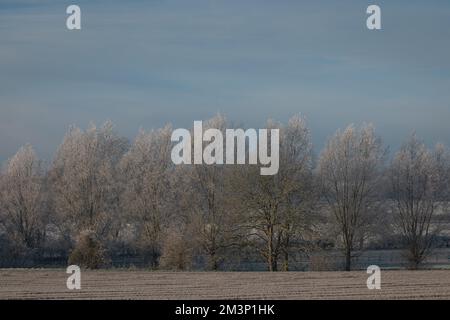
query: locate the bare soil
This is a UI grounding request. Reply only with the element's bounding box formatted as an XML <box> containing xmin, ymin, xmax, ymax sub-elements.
<box><xmin>1</xmin><ymin>269</ymin><xmax>449</xmax><ymax>300</ymax></box>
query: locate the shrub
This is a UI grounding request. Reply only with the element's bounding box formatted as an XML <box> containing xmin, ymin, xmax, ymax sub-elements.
<box><xmin>68</xmin><ymin>230</ymin><xmax>108</xmax><ymax>269</ymax></box>
<box><xmin>159</xmin><ymin>228</ymin><xmax>193</xmax><ymax>270</ymax></box>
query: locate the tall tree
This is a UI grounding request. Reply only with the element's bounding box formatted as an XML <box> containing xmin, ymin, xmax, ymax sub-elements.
<box><xmin>0</xmin><ymin>145</ymin><xmax>47</xmax><ymax>249</ymax></box>
<box><xmin>389</xmin><ymin>135</ymin><xmax>445</xmax><ymax>269</ymax></box>
<box><xmin>49</xmin><ymin>121</ymin><xmax>128</xmax><ymax>246</ymax></box>
<box><xmin>179</xmin><ymin>115</ymin><xmax>238</xmax><ymax>270</ymax></box>
<box><xmin>234</xmin><ymin>115</ymin><xmax>315</xmax><ymax>271</ymax></box>
<box><xmin>318</xmin><ymin>124</ymin><xmax>385</xmax><ymax>271</ymax></box>
<box><xmin>119</xmin><ymin>125</ymin><xmax>173</xmax><ymax>268</ymax></box>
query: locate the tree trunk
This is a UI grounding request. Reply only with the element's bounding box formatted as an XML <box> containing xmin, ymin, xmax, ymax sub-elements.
<box><xmin>282</xmin><ymin>235</ymin><xmax>289</xmax><ymax>271</ymax></box>
<box><xmin>344</xmin><ymin>248</ymin><xmax>351</xmax><ymax>271</ymax></box>
<box><xmin>282</xmin><ymin>253</ymin><xmax>289</xmax><ymax>271</ymax></box>
<box><xmin>270</xmin><ymin>257</ymin><xmax>278</xmax><ymax>272</ymax></box>
<box><xmin>208</xmin><ymin>249</ymin><xmax>218</xmax><ymax>271</ymax></box>
<box><xmin>267</xmin><ymin>225</ymin><xmax>275</xmax><ymax>271</ymax></box>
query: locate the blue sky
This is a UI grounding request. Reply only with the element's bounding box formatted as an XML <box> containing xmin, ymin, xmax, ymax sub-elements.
<box><xmin>1</xmin><ymin>0</ymin><xmax>450</xmax><ymax>161</ymax></box>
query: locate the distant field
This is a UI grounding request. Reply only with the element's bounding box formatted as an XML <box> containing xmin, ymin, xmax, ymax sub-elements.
<box><xmin>1</xmin><ymin>269</ymin><xmax>450</xmax><ymax>299</ymax></box>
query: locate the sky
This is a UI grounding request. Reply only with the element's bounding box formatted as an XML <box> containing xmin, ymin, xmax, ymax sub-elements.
<box><xmin>1</xmin><ymin>0</ymin><xmax>450</xmax><ymax>162</ymax></box>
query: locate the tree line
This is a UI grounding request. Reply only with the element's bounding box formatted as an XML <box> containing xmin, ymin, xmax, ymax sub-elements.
<box><xmin>1</xmin><ymin>115</ymin><xmax>449</xmax><ymax>271</ymax></box>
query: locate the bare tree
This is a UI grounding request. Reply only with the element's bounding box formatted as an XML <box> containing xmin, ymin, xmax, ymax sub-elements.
<box><xmin>434</xmin><ymin>143</ymin><xmax>450</xmax><ymax>201</ymax></box>
<box><xmin>234</xmin><ymin>115</ymin><xmax>315</xmax><ymax>271</ymax></box>
<box><xmin>3</xmin><ymin>116</ymin><xmax>450</xmax><ymax>271</ymax></box>
<box><xmin>0</xmin><ymin>145</ymin><xmax>47</xmax><ymax>249</ymax></box>
<box><xmin>178</xmin><ymin>115</ymin><xmax>239</xmax><ymax>270</ymax></box>
<box><xmin>389</xmin><ymin>135</ymin><xmax>445</xmax><ymax>269</ymax></box>
<box><xmin>119</xmin><ymin>125</ymin><xmax>173</xmax><ymax>268</ymax></box>
<box><xmin>49</xmin><ymin>121</ymin><xmax>128</xmax><ymax>249</ymax></box>
<box><xmin>317</xmin><ymin>124</ymin><xmax>385</xmax><ymax>271</ymax></box>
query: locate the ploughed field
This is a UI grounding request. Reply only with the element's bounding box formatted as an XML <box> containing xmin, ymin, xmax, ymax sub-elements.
<box><xmin>1</xmin><ymin>269</ymin><xmax>449</xmax><ymax>299</ymax></box>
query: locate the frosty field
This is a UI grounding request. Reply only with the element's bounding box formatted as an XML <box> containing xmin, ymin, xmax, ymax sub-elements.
<box><xmin>1</xmin><ymin>269</ymin><xmax>449</xmax><ymax>300</ymax></box>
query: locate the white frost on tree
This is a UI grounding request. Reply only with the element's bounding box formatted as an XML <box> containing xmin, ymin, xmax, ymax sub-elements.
<box><xmin>318</xmin><ymin>124</ymin><xmax>385</xmax><ymax>271</ymax></box>
<box><xmin>0</xmin><ymin>145</ymin><xmax>46</xmax><ymax>249</ymax></box>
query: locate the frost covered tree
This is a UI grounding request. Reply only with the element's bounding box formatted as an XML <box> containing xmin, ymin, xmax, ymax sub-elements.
<box><xmin>119</xmin><ymin>125</ymin><xmax>174</xmax><ymax>268</ymax></box>
<box><xmin>318</xmin><ymin>124</ymin><xmax>385</xmax><ymax>271</ymax></box>
<box><xmin>177</xmin><ymin>115</ymin><xmax>239</xmax><ymax>270</ymax></box>
<box><xmin>234</xmin><ymin>115</ymin><xmax>315</xmax><ymax>271</ymax></box>
<box><xmin>0</xmin><ymin>145</ymin><xmax>47</xmax><ymax>249</ymax></box>
<box><xmin>49</xmin><ymin>121</ymin><xmax>128</xmax><ymax>248</ymax></box>
<box><xmin>389</xmin><ymin>135</ymin><xmax>446</xmax><ymax>269</ymax></box>
<box><xmin>433</xmin><ymin>143</ymin><xmax>450</xmax><ymax>201</ymax></box>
